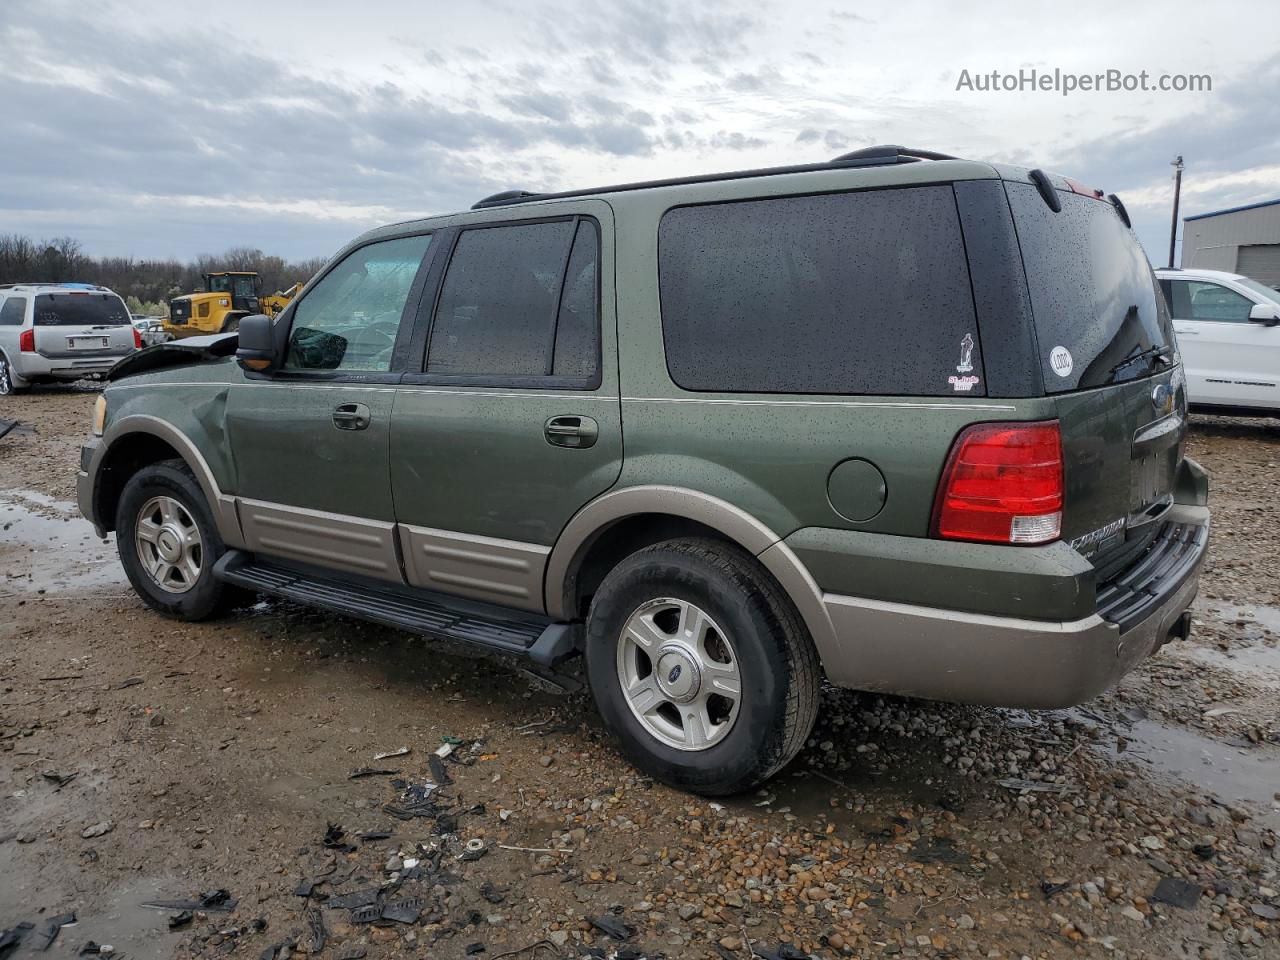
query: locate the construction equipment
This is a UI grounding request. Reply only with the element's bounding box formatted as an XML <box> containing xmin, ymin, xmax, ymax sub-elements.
<box><xmin>164</xmin><ymin>272</ymin><xmax>299</xmax><ymax>340</ymax></box>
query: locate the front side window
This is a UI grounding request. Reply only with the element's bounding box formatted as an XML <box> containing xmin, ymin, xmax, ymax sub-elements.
<box><xmin>658</xmin><ymin>186</ymin><xmax>982</xmax><ymax>396</ymax></box>
<box><xmin>284</xmin><ymin>234</ymin><xmax>432</xmax><ymax>372</ymax></box>
<box><xmin>426</xmin><ymin>218</ymin><xmax>599</xmax><ymax>382</ymax></box>
<box><xmin>0</xmin><ymin>297</ymin><xmax>26</xmax><ymax>326</ymax></box>
<box><xmin>1164</xmin><ymin>279</ymin><xmax>1253</xmax><ymax>323</ymax></box>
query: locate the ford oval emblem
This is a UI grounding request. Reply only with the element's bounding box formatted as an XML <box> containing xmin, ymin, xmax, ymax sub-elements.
<box><xmin>1151</xmin><ymin>383</ymin><xmax>1174</xmax><ymax>416</ymax></box>
<box><xmin>667</xmin><ymin>665</ymin><xmax>682</xmax><ymax>684</ymax></box>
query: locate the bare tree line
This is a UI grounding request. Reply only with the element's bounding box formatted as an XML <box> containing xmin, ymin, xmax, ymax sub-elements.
<box><xmin>0</xmin><ymin>234</ymin><xmax>328</xmax><ymax>314</ymax></box>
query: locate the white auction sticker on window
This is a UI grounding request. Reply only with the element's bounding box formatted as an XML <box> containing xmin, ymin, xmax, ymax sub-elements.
<box><xmin>1049</xmin><ymin>345</ymin><xmax>1074</xmax><ymax>378</ymax></box>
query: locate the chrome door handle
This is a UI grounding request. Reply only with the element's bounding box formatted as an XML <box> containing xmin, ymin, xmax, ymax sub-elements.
<box><xmin>332</xmin><ymin>402</ymin><xmax>371</xmax><ymax>431</ymax></box>
<box><xmin>544</xmin><ymin>415</ymin><xmax>598</xmax><ymax>449</ymax></box>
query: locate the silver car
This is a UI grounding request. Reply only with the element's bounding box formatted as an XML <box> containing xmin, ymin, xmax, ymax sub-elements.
<box><xmin>0</xmin><ymin>283</ymin><xmax>140</xmax><ymax>394</ymax></box>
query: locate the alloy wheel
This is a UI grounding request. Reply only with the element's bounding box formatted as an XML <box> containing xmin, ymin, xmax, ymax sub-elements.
<box><xmin>134</xmin><ymin>495</ymin><xmax>203</xmax><ymax>593</ymax></box>
<box><xmin>615</xmin><ymin>597</ymin><xmax>742</xmax><ymax>751</ymax></box>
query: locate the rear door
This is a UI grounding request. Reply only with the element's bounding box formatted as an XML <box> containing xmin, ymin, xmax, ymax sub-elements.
<box><xmin>1161</xmin><ymin>277</ymin><xmax>1280</xmax><ymax>409</ymax></box>
<box><xmin>32</xmin><ymin>291</ymin><xmax>135</xmax><ymax>357</ymax></box>
<box><xmin>389</xmin><ymin>202</ymin><xmax>622</xmax><ymax>613</ymax></box>
<box><xmin>1006</xmin><ymin>181</ymin><xmax>1182</xmax><ymax>573</ymax></box>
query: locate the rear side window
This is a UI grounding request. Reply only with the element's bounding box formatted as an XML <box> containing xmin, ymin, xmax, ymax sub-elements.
<box><xmin>33</xmin><ymin>293</ymin><xmax>131</xmax><ymax>326</ymax></box>
<box><xmin>426</xmin><ymin>218</ymin><xmax>599</xmax><ymax>382</ymax></box>
<box><xmin>1007</xmin><ymin>184</ymin><xmax>1173</xmax><ymax>392</ymax></box>
<box><xmin>657</xmin><ymin>186</ymin><xmax>984</xmax><ymax>396</ymax></box>
<box><xmin>0</xmin><ymin>297</ymin><xmax>25</xmax><ymax>326</ymax></box>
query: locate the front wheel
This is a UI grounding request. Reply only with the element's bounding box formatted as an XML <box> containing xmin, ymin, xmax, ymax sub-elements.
<box><xmin>584</xmin><ymin>538</ymin><xmax>820</xmax><ymax>795</ymax></box>
<box><xmin>115</xmin><ymin>460</ymin><xmax>242</xmax><ymax>620</ymax></box>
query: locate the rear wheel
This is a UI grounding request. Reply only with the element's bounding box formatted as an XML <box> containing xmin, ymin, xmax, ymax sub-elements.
<box><xmin>0</xmin><ymin>355</ymin><xmax>29</xmax><ymax>395</ymax></box>
<box><xmin>584</xmin><ymin>538</ymin><xmax>820</xmax><ymax>795</ymax></box>
<box><xmin>221</xmin><ymin>317</ymin><xmax>240</xmax><ymax>333</ymax></box>
<box><xmin>115</xmin><ymin>460</ymin><xmax>243</xmax><ymax>620</ymax></box>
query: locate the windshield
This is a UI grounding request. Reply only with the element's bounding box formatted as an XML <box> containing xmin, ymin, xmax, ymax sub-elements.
<box><xmin>1007</xmin><ymin>184</ymin><xmax>1174</xmax><ymax>393</ymax></box>
<box><xmin>1237</xmin><ymin>277</ymin><xmax>1280</xmax><ymax>304</ymax></box>
<box><xmin>34</xmin><ymin>293</ymin><xmax>131</xmax><ymax>326</ymax></box>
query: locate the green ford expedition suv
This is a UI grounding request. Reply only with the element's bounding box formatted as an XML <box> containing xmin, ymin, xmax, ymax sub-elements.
<box><xmin>78</xmin><ymin>146</ymin><xmax>1209</xmax><ymax>795</ymax></box>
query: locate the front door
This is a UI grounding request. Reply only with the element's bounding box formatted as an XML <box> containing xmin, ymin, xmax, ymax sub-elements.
<box><xmin>390</xmin><ymin>203</ymin><xmax>622</xmax><ymax>612</ymax></box>
<box><xmin>225</xmin><ymin>232</ymin><xmax>437</xmax><ymax>581</ymax></box>
<box><xmin>1163</xmin><ymin>277</ymin><xmax>1280</xmax><ymax>409</ymax></box>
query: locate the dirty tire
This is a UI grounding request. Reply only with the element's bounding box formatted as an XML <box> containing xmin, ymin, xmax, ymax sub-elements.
<box><xmin>585</xmin><ymin>538</ymin><xmax>820</xmax><ymax>796</ymax></box>
<box><xmin>222</xmin><ymin>317</ymin><xmax>240</xmax><ymax>333</ymax></box>
<box><xmin>115</xmin><ymin>459</ymin><xmax>244</xmax><ymax>621</ymax></box>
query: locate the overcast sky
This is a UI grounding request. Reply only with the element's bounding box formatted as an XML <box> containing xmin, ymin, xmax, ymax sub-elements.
<box><xmin>2</xmin><ymin>0</ymin><xmax>1278</xmax><ymax>266</ymax></box>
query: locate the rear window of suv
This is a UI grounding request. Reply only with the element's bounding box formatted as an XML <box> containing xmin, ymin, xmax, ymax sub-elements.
<box><xmin>34</xmin><ymin>293</ymin><xmax>131</xmax><ymax>326</ymax></box>
<box><xmin>657</xmin><ymin>186</ymin><xmax>985</xmax><ymax>396</ymax></box>
<box><xmin>1006</xmin><ymin>183</ymin><xmax>1173</xmax><ymax>393</ymax></box>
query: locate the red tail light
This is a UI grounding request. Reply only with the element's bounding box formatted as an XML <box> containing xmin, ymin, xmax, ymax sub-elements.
<box><xmin>133</xmin><ymin>327</ymin><xmax>143</xmax><ymax>349</ymax></box>
<box><xmin>18</xmin><ymin>329</ymin><xmax>35</xmax><ymax>353</ymax></box>
<box><xmin>933</xmin><ymin>421</ymin><xmax>1063</xmax><ymax>545</ymax></box>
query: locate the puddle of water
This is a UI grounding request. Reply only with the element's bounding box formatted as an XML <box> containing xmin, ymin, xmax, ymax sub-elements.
<box><xmin>1204</xmin><ymin>603</ymin><xmax>1280</xmax><ymax>637</ymax></box>
<box><xmin>0</xmin><ymin>875</ymin><xmax>190</xmax><ymax>960</ymax></box>
<box><xmin>1102</xmin><ymin>721</ymin><xmax>1280</xmax><ymax>828</ymax></box>
<box><xmin>1177</xmin><ymin>642</ymin><xmax>1280</xmax><ymax>689</ymax></box>
<box><xmin>0</xmin><ymin>491</ymin><xmax>125</xmax><ymax>594</ymax></box>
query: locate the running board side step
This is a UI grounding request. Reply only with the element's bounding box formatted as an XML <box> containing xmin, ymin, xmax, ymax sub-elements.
<box><xmin>212</xmin><ymin>551</ymin><xmax>580</xmax><ymax>666</ymax></box>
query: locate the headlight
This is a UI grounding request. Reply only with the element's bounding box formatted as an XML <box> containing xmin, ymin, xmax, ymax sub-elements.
<box><xmin>92</xmin><ymin>395</ymin><xmax>107</xmax><ymax>436</ymax></box>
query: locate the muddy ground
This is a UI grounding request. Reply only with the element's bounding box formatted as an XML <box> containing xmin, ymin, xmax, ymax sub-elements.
<box><xmin>2</xmin><ymin>389</ymin><xmax>1278</xmax><ymax>960</ymax></box>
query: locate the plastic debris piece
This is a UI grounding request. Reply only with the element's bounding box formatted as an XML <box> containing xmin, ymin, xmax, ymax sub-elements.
<box><xmin>323</xmin><ymin>823</ymin><xmax>356</xmax><ymax>853</ymax></box>
<box><xmin>586</xmin><ymin>915</ymin><xmax>633</xmax><ymax>941</ymax></box>
<box><xmin>380</xmin><ymin>898</ymin><xmax>424</xmax><ymax>925</ymax></box>
<box><xmin>358</xmin><ymin>830</ymin><xmax>392</xmax><ymax>842</ymax></box>
<box><xmin>168</xmin><ymin>911</ymin><xmax>194</xmax><ymax>930</ymax></box>
<box><xmin>349</xmin><ymin>905</ymin><xmax>381</xmax><ymax>925</ymax></box>
<box><xmin>479</xmin><ymin>882</ymin><xmax>506</xmax><ymax>905</ymax></box>
<box><xmin>0</xmin><ymin>923</ymin><xmax>35</xmax><ymax>960</ymax></box>
<box><xmin>427</xmin><ymin>755</ymin><xmax>452</xmax><ymax>786</ymax></box>
<box><xmin>465</xmin><ymin>944</ymin><xmax>485</xmax><ymax>956</ymax></box>
<box><xmin>41</xmin><ymin>772</ymin><xmax>78</xmax><ymax>788</ymax></box>
<box><xmin>995</xmin><ymin>778</ymin><xmax>1078</xmax><ymax>794</ymax></box>
<box><xmin>325</xmin><ymin>889</ymin><xmax>379</xmax><ymax>911</ymax></box>
<box><xmin>294</xmin><ymin>879</ymin><xmax>318</xmax><ymax>898</ymax></box>
<box><xmin>1151</xmin><ymin>877</ymin><xmax>1203</xmax><ymax>909</ymax></box>
<box><xmin>440</xmin><ymin>736</ymin><xmax>464</xmax><ymax>746</ymax></box>
<box><xmin>306</xmin><ymin>908</ymin><xmax>326</xmax><ymax>953</ymax></box>
<box><xmin>34</xmin><ymin>914</ymin><xmax>76</xmax><ymax>951</ymax></box>
<box><xmin>459</xmin><ymin>838</ymin><xmax>487</xmax><ymax>862</ymax></box>
<box><xmin>348</xmin><ymin>767</ymin><xmax>400</xmax><ymax>780</ymax></box>
<box><xmin>141</xmin><ymin>890</ymin><xmax>237</xmax><ymax>913</ymax></box>
<box><xmin>372</xmin><ymin>747</ymin><xmax>410</xmax><ymax>761</ymax></box>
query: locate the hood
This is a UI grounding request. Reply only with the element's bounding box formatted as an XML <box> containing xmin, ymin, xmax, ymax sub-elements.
<box><xmin>107</xmin><ymin>332</ymin><xmax>238</xmax><ymax>381</ymax></box>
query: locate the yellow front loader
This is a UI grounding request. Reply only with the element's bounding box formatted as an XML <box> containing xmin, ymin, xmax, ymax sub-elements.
<box><xmin>163</xmin><ymin>272</ymin><xmax>300</xmax><ymax>340</ymax></box>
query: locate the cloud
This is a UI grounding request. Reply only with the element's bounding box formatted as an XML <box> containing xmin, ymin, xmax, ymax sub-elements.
<box><xmin>2</xmin><ymin>0</ymin><xmax>1278</xmax><ymax>265</ymax></box>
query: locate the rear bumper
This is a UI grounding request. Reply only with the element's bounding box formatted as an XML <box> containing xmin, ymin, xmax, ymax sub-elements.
<box><xmin>818</xmin><ymin>503</ymin><xmax>1208</xmax><ymax>709</ymax></box>
<box><xmin>17</xmin><ymin>353</ymin><xmax>129</xmax><ymax>380</ymax></box>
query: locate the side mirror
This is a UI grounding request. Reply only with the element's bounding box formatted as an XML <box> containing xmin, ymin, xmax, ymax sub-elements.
<box><xmin>235</xmin><ymin>314</ymin><xmax>279</xmax><ymax>371</ymax></box>
<box><xmin>1248</xmin><ymin>303</ymin><xmax>1280</xmax><ymax>326</ymax></box>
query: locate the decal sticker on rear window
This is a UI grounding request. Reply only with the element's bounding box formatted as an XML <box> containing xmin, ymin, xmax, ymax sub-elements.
<box><xmin>948</xmin><ymin>374</ymin><xmax>980</xmax><ymax>392</ymax></box>
<box><xmin>956</xmin><ymin>333</ymin><xmax>975</xmax><ymax>374</ymax></box>
<box><xmin>1049</xmin><ymin>345</ymin><xmax>1074</xmax><ymax>378</ymax></box>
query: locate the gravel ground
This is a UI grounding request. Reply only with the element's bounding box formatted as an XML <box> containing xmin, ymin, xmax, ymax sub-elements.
<box><xmin>1</xmin><ymin>388</ymin><xmax>1278</xmax><ymax>960</ymax></box>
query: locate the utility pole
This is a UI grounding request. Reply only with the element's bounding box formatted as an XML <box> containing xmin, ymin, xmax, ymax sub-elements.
<box><xmin>1168</xmin><ymin>155</ymin><xmax>1184</xmax><ymax>269</ymax></box>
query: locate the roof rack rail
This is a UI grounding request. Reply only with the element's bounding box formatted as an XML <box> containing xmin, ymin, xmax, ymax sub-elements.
<box><xmin>830</xmin><ymin>145</ymin><xmax>960</xmax><ymax>164</ymax></box>
<box><xmin>466</xmin><ymin>147</ymin><xmax>965</xmax><ymax>211</ymax></box>
<box><xmin>0</xmin><ymin>281</ymin><xmax>105</xmax><ymax>290</ymax></box>
<box><xmin>472</xmin><ymin>190</ymin><xmax>543</xmax><ymax>210</ymax></box>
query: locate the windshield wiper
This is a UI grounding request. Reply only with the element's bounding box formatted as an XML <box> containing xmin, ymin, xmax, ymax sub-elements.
<box><xmin>1107</xmin><ymin>344</ymin><xmax>1174</xmax><ymax>382</ymax></box>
